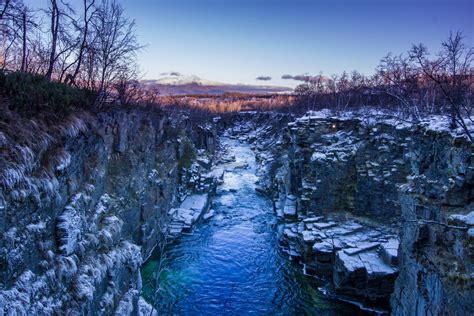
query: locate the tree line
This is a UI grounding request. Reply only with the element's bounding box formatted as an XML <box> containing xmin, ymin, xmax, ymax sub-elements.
<box><xmin>1</xmin><ymin>2</ymin><xmax>472</xmax><ymax>138</ymax></box>
<box><xmin>294</xmin><ymin>32</ymin><xmax>473</xmax><ymax>140</ymax></box>
<box><xmin>0</xmin><ymin>0</ymin><xmax>141</xmax><ymax>103</ymax></box>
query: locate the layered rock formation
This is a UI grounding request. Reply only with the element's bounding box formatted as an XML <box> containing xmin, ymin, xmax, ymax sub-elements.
<box><xmin>1</xmin><ymin>108</ymin><xmax>472</xmax><ymax>315</ymax></box>
<box><xmin>0</xmin><ymin>107</ymin><xmax>218</xmax><ymax>314</ymax></box>
<box><xmin>226</xmin><ymin>111</ymin><xmax>473</xmax><ymax>314</ymax></box>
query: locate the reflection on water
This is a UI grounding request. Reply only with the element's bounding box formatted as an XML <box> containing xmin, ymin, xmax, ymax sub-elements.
<box><xmin>141</xmin><ymin>138</ymin><xmax>368</xmax><ymax>315</ymax></box>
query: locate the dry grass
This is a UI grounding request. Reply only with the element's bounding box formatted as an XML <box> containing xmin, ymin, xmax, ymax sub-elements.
<box><xmin>158</xmin><ymin>94</ymin><xmax>297</xmax><ymax>113</ymax></box>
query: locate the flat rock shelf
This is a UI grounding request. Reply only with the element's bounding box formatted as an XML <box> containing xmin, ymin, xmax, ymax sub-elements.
<box><xmin>140</xmin><ymin>138</ymin><xmax>368</xmax><ymax>315</ymax></box>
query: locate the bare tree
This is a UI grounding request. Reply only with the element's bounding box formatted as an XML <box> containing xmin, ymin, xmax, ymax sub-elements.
<box><xmin>28</xmin><ymin>28</ymin><xmax>50</xmax><ymax>74</ymax></box>
<box><xmin>0</xmin><ymin>0</ymin><xmax>38</xmax><ymax>72</ymax></box>
<box><xmin>0</xmin><ymin>0</ymin><xmax>20</xmax><ymax>69</ymax></box>
<box><xmin>44</xmin><ymin>0</ymin><xmax>81</xmax><ymax>81</ymax></box>
<box><xmin>65</xmin><ymin>0</ymin><xmax>96</xmax><ymax>85</ymax></box>
<box><xmin>92</xmin><ymin>0</ymin><xmax>142</xmax><ymax>97</ymax></box>
<box><xmin>410</xmin><ymin>31</ymin><xmax>473</xmax><ymax>140</ymax></box>
<box><xmin>376</xmin><ymin>53</ymin><xmax>423</xmax><ymax>120</ymax></box>
<box><xmin>114</xmin><ymin>69</ymin><xmax>142</xmax><ymax>105</ymax></box>
<box><xmin>19</xmin><ymin>7</ymin><xmax>26</xmax><ymax>71</ymax></box>
<box><xmin>45</xmin><ymin>0</ymin><xmax>59</xmax><ymax>80</ymax></box>
<box><xmin>340</xmin><ymin>71</ymin><xmax>353</xmax><ymax>109</ymax></box>
<box><xmin>0</xmin><ymin>0</ymin><xmax>143</xmax><ymax>98</ymax></box>
<box><xmin>328</xmin><ymin>73</ymin><xmax>339</xmax><ymax>109</ymax></box>
<box><xmin>0</xmin><ymin>0</ymin><xmax>11</xmax><ymax>20</ymax></box>
<box><xmin>349</xmin><ymin>70</ymin><xmax>368</xmax><ymax>108</ymax></box>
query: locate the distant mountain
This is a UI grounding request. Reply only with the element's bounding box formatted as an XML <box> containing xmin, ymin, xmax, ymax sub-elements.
<box><xmin>141</xmin><ymin>73</ymin><xmax>293</xmax><ymax>95</ymax></box>
<box><xmin>149</xmin><ymin>72</ymin><xmax>225</xmax><ymax>86</ymax></box>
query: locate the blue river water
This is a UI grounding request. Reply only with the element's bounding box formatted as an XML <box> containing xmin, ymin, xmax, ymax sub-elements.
<box><xmin>141</xmin><ymin>138</ymin><xmax>367</xmax><ymax>315</ymax></box>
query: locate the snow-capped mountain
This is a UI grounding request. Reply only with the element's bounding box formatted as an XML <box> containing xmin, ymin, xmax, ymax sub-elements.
<box><xmin>141</xmin><ymin>72</ymin><xmax>293</xmax><ymax>95</ymax></box>
<box><xmin>149</xmin><ymin>72</ymin><xmax>226</xmax><ymax>86</ymax></box>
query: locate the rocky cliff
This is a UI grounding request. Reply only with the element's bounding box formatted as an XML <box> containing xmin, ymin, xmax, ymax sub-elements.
<box><xmin>0</xmin><ymin>106</ymin><xmax>217</xmax><ymax>314</ymax></box>
<box><xmin>225</xmin><ymin>111</ymin><xmax>473</xmax><ymax>314</ymax></box>
<box><xmin>1</xmin><ymin>108</ymin><xmax>472</xmax><ymax>315</ymax></box>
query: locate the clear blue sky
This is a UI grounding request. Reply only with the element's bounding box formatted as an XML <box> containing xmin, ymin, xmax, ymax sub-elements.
<box><xmin>124</xmin><ymin>0</ymin><xmax>473</xmax><ymax>87</ymax></box>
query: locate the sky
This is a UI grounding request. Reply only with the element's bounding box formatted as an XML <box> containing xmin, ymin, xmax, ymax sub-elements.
<box><xmin>123</xmin><ymin>0</ymin><xmax>473</xmax><ymax>87</ymax></box>
<box><xmin>124</xmin><ymin>0</ymin><xmax>474</xmax><ymax>86</ymax></box>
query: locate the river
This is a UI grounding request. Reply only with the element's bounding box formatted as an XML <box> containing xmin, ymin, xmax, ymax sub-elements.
<box><xmin>141</xmin><ymin>138</ymin><xmax>367</xmax><ymax>315</ymax></box>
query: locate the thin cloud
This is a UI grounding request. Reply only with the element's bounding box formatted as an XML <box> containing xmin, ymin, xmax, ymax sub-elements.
<box><xmin>281</xmin><ymin>74</ymin><xmax>327</xmax><ymax>83</ymax></box>
<box><xmin>256</xmin><ymin>76</ymin><xmax>272</xmax><ymax>81</ymax></box>
<box><xmin>160</xmin><ymin>71</ymin><xmax>182</xmax><ymax>76</ymax></box>
<box><xmin>281</xmin><ymin>74</ymin><xmax>311</xmax><ymax>81</ymax></box>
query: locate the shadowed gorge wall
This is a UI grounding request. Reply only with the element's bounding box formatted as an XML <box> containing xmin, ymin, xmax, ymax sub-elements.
<box><xmin>224</xmin><ymin>111</ymin><xmax>473</xmax><ymax>314</ymax></box>
<box><xmin>0</xmin><ymin>107</ymin><xmax>217</xmax><ymax>314</ymax></box>
<box><xmin>0</xmin><ymin>109</ymin><xmax>472</xmax><ymax>314</ymax></box>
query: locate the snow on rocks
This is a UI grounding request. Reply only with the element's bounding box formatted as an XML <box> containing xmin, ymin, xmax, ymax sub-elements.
<box><xmin>278</xmin><ymin>214</ymin><xmax>399</xmax><ymax>307</ymax></box>
<box><xmin>114</xmin><ymin>288</ymin><xmax>139</xmax><ymax>315</ymax></box>
<box><xmin>334</xmin><ymin>249</ymin><xmax>398</xmax><ymax>299</ymax></box>
<box><xmin>203</xmin><ymin>209</ymin><xmax>215</xmax><ymax>221</ymax></box>
<box><xmin>380</xmin><ymin>238</ymin><xmax>399</xmax><ymax>266</ymax></box>
<box><xmin>138</xmin><ymin>296</ymin><xmax>158</xmax><ymax>316</ymax></box>
<box><xmin>167</xmin><ymin>194</ymin><xmax>211</xmax><ymax>237</ymax></box>
<box><xmin>56</xmin><ymin>192</ymin><xmax>92</xmax><ymax>255</ymax></box>
<box><xmin>0</xmin><ymin>108</ymin><xmax>222</xmax><ymax>314</ymax></box>
<box><xmin>180</xmin><ymin>194</ymin><xmax>208</xmax><ymax>212</ymax></box>
<box><xmin>55</xmin><ymin>151</ymin><xmax>72</xmax><ymax>172</ymax></box>
<box><xmin>448</xmin><ymin>211</ymin><xmax>474</xmax><ymax>227</ymax></box>
<box><xmin>0</xmin><ymin>269</ymin><xmax>60</xmax><ymax>315</ymax></box>
<box><xmin>300</xmin><ymin>108</ymin><xmax>474</xmax><ymax>140</ymax></box>
<box><xmin>283</xmin><ymin>195</ymin><xmax>297</xmax><ymax>219</ymax></box>
<box><xmin>227</xmin><ymin>110</ymin><xmax>473</xmax><ymax>314</ymax></box>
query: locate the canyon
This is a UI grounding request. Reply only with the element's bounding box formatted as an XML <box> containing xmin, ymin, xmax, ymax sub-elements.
<box><xmin>0</xmin><ymin>107</ymin><xmax>473</xmax><ymax>315</ymax></box>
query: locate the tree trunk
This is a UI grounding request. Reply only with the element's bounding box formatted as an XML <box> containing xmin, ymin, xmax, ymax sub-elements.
<box><xmin>69</xmin><ymin>0</ymin><xmax>95</xmax><ymax>85</ymax></box>
<box><xmin>20</xmin><ymin>11</ymin><xmax>27</xmax><ymax>72</ymax></box>
<box><xmin>45</xmin><ymin>0</ymin><xmax>59</xmax><ymax>80</ymax></box>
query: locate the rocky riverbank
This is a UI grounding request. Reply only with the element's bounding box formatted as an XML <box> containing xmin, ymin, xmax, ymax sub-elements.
<box><xmin>140</xmin><ymin>137</ymin><xmax>367</xmax><ymax>314</ymax></box>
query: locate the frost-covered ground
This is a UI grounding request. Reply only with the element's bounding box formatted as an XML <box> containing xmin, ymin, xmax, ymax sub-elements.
<box><xmin>297</xmin><ymin>108</ymin><xmax>474</xmax><ymax>139</ymax></box>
